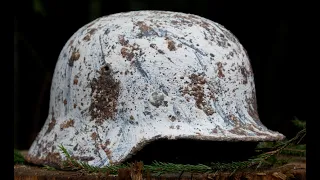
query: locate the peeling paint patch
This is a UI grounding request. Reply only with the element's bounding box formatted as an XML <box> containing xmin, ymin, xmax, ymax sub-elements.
<box><xmin>182</xmin><ymin>73</ymin><xmax>215</xmax><ymax>116</ymax></box>
<box><xmin>68</xmin><ymin>39</ymin><xmax>74</xmax><ymax>47</ymax></box>
<box><xmin>68</xmin><ymin>50</ymin><xmax>80</xmax><ymax>66</ymax></box>
<box><xmin>45</xmin><ymin>117</ymin><xmax>56</xmax><ymax>135</ymax></box>
<box><xmin>217</xmin><ymin>62</ymin><xmax>225</xmax><ymax>78</ymax></box>
<box><xmin>228</xmin><ymin>114</ymin><xmax>240</xmax><ymax>126</ymax></box>
<box><xmin>91</xmin><ymin>132</ymin><xmax>98</xmax><ymax>141</ymax></box>
<box><xmin>83</xmin><ymin>28</ymin><xmax>98</xmax><ymax>42</ymax></box>
<box><xmin>136</xmin><ymin>21</ymin><xmax>158</xmax><ymax>37</ymax></box>
<box><xmin>89</xmin><ymin>66</ymin><xmax>120</xmax><ymax>124</ymax></box>
<box><xmin>120</xmin><ymin>41</ymin><xmax>140</xmax><ymax>61</ymax></box>
<box><xmin>118</xmin><ymin>35</ymin><xmax>129</xmax><ymax>46</ymax></box>
<box><xmin>60</xmin><ymin>119</ymin><xmax>75</xmax><ymax>130</ymax></box>
<box><xmin>73</xmin><ymin>75</ymin><xmax>79</xmax><ymax>85</ymax></box>
<box><xmin>166</xmin><ymin>38</ymin><xmax>176</xmax><ymax>51</ymax></box>
<box><xmin>121</xmin><ymin>47</ymin><xmax>134</xmax><ymax>61</ymax></box>
<box><xmin>83</xmin><ymin>34</ymin><xmax>91</xmax><ymax>41</ymax></box>
<box><xmin>240</xmin><ymin>66</ymin><xmax>249</xmax><ymax>84</ymax></box>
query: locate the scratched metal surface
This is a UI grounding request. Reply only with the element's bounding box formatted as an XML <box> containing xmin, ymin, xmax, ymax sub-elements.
<box><xmin>26</xmin><ymin>10</ymin><xmax>285</xmax><ymax>168</ymax></box>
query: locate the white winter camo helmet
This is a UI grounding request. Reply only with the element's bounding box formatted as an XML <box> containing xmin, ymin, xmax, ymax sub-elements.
<box><xmin>27</xmin><ymin>10</ymin><xmax>285</xmax><ymax>168</ymax></box>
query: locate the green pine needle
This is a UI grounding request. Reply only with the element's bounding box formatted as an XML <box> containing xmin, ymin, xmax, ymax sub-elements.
<box><xmin>292</xmin><ymin>117</ymin><xmax>306</xmax><ymax>129</ymax></box>
<box><xmin>14</xmin><ymin>149</ymin><xmax>25</xmax><ymax>164</ymax></box>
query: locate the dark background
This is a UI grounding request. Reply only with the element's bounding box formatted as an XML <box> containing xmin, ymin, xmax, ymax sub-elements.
<box><xmin>14</xmin><ymin>0</ymin><xmax>305</xmax><ymax>150</ymax></box>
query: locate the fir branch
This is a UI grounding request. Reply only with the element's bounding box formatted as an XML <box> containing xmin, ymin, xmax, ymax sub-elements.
<box><xmin>14</xmin><ymin>149</ymin><xmax>25</xmax><ymax>164</ymax></box>
<box><xmin>292</xmin><ymin>117</ymin><xmax>306</xmax><ymax>129</ymax></box>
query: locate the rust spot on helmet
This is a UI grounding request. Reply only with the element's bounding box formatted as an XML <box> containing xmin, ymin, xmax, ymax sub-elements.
<box><xmin>182</xmin><ymin>73</ymin><xmax>215</xmax><ymax>116</ymax></box>
<box><xmin>105</xmin><ymin>139</ymin><xmax>111</xmax><ymax>146</ymax></box>
<box><xmin>167</xmin><ymin>39</ymin><xmax>176</xmax><ymax>51</ymax></box>
<box><xmin>68</xmin><ymin>39</ymin><xmax>74</xmax><ymax>47</ymax></box>
<box><xmin>120</xmin><ymin>41</ymin><xmax>139</xmax><ymax>61</ymax></box>
<box><xmin>60</xmin><ymin>119</ymin><xmax>75</xmax><ymax>130</ymax></box>
<box><xmin>71</xmin><ymin>51</ymin><xmax>80</xmax><ymax>60</ymax></box>
<box><xmin>45</xmin><ymin>117</ymin><xmax>56</xmax><ymax>135</ymax></box>
<box><xmin>217</xmin><ymin>62</ymin><xmax>225</xmax><ymax>78</ymax></box>
<box><xmin>69</xmin><ymin>50</ymin><xmax>80</xmax><ymax>66</ymax></box>
<box><xmin>228</xmin><ymin>114</ymin><xmax>242</xmax><ymax>127</ymax></box>
<box><xmin>118</xmin><ymin>35</ymin><xmax>129</xmax><ymax>46</ymax></box>
<box><xmin>82</xmin><ymin>28</ymin><xmax>97</xmax><ymax>42</ymax></box>
<box><xmin>136</xmin><ymin>21</ymin><xmax>151</xmax><ymax>31</ymax></box>
<box><xmin>63</xmin><ymin>99</ymin><xmax>67</xmax><ymax>105</ymax></box>
<box><xmin>91</xmin><ymin>132</ymin><xmax>97</xmax><ymax>141</ymax></box>
<box><xmin>89</xmin><ymin>66</ymin><xmax>120</xmax><ymax>124</ymax></box>
<box><xmin>240</xmin><ymin>66</ymin><xmax>249</xmax><ymax>84</ymax></box>
<box><xmin>121</xmin><ymin>47</ymin><xmax>134</xmax><ymax>61</ymax></box>
<box><xmin>83</xmin><ymin>34</ymin><xmax>91</xmax><ymax>41</ymax></box>
<box><xmin>136</xmin><ymin>21</ymin><xmax>158</xmax><ymax>37</ymax></box>
<box><xmin>82</xmin><ymin>28</ymin><xmax>97</xmax><ymax>41</ymax></box>
<box><xmin>73</xmin><ymin>75</ymin><xmax>79</xmax><ymax>85</ymax></box>
<box><xmin>88</xmin><ymin>28</ymin><xmax>97</xmax><ymax>35</ymax></box>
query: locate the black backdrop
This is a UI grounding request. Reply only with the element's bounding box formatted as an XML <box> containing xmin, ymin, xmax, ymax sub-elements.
<box><xmin>14</xmin><ymin>0</ymin><xmax>305</xmax><ymax>150</ymax></box>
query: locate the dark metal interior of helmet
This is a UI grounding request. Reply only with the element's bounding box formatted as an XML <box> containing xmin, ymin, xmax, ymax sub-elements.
<box><xmin>125</xmin><ymin>139</ymin><xmax>259</xmax><ymax>165</ymax></box>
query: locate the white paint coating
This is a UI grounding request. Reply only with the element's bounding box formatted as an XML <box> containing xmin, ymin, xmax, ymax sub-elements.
<box><xmin>27</xmin><ymin>10</ymin><xmax>285</xmax><ymax>168</ymax></box>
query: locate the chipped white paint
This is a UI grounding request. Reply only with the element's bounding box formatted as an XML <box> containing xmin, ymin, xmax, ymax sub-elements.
<box><xmin>27</xmin><ymin>10</ymin><xmax>285</xmax><ymax>168</ymax></box>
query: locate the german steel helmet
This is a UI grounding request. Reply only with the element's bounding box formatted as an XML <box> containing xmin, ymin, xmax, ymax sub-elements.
<box><xmin>26</xmin><ymin>10</ymin><xmax>285</xmax><ymax>168</ymax></box>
